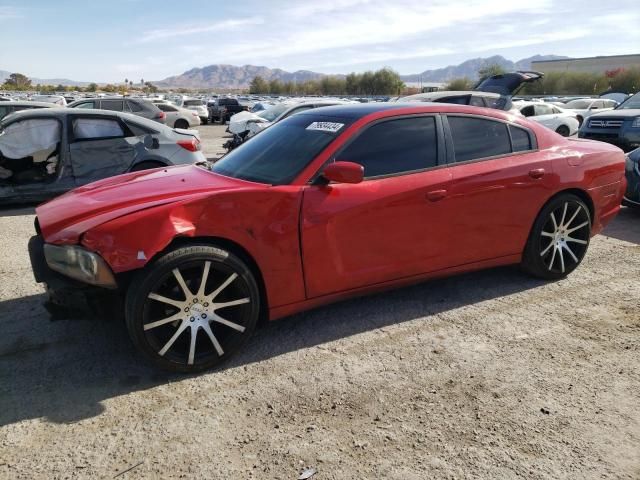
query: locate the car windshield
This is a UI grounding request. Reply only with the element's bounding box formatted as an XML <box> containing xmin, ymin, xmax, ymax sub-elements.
<box><xmin>184</xmin><ymin>100</ymin><xmax>203</xmax><ymax>106</ymax></box>
<box><xmin>565</xmin><ymin>99</ymin><xmax>591</xmax><ymax>109</ymax></box>
<box><xmin>210</xmin><ymin>114</ymin><xmax>348</xmax><ymax>185</ymax></box>
<box><xmin>258</xmin><ymin>103</ymin><xmax>292</xmax><ymax>122</ymax></box>
<box><xmin>616</xmin><ymin>92</ymin><xmax>640</xmax><ymax>110</ymax></box>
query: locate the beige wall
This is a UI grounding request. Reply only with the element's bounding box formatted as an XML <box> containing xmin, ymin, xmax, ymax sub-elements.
<box><xmin>532</xmin><ymin>55</ymin><xmax>640</xmax><ymax>74</ymax></box>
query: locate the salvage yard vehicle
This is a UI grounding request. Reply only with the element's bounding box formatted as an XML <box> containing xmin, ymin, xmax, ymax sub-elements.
<box><xmin>623</xmin><ymin>148</ymin><xmax>640</xmax><ymax>208</ymax></box>
<box><xmin>68</xmin><ymin>97</ymin><xmax>167</xmax><ymax>124</ymax></box>
<box><xmin>400</xmin><ymin>71</ymin><xmax>544</xmax><ymax>111</ymax></box>
<box><xmin>28</xmin><ymin>103</ymin><xmax>626</xmax><ymax>372</ymax></box>
<box><xmin>208</xmin><ymin>97</ymin><xmax>248</xmax><ymax>124</ymax></box>
<box><xmin>173</xmin><ymin>97</ymin><xmax>209</xmax><ymax>125</ymax></box>
<box><xmin>578</xmin><ymin>92</ymin><xmax>640</xmax><ymax>152</ymax></box>
<box><xmin>0</xmin><ymin>101</ymin><xmax>58</xmax><ymax>120</ymax></box>
<box><xmin>564</xmin><ymin>98</ymin><xmax>618</xmax><ymax>126</ymax></box>
<box><xmin>30</xmin><ymin>94</ymin><xmax>67</xmax><ymax>106</ymax></box>
<box><xmin>0</xmin><ymin>109</ymin><xmax>205</xmax><ymax>204</ymax></box>
<box><xmin>155</xmin><ymin>103</ymin><xmax>201</xmax><ymax>129</ymax></box>
<box><xmin>515</xmin><ymin>101</ymin><xmax>579</xmax><ymax>137</ymax></box>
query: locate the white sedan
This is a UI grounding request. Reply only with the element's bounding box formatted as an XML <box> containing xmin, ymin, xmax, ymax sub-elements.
<box><xmin>515</xmin><ymin>102</ymin><xmax>579</xmax><ymax>137</ymax></box>
<box><xmin>563</xmin><ymin>98</ymin><xmax>617</xmax><ymax>126</ymax></box>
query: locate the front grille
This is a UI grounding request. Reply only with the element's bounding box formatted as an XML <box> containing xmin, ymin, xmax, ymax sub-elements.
<box><xmin>586</xmin><ymin>133</ymin><xmax>619</xmax><ymax>140</ymax></box>
<box><xmin>588</xmin><ymin>118</ymin><xmax>624</xmax><ymax>129</ymax></box>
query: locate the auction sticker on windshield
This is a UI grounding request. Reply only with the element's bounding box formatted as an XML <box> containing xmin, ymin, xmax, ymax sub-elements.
<box><xmin>306</xmin><ymin>122</ymin><xmax>344</xmax><ymax>133</ymax></box>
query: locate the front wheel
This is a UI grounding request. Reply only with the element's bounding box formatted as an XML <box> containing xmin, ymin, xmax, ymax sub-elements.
<box><xmin>555</xmin><ymin>125</ymin><xmax>570</xmax><ymax>137</ymax></box>
<box><xmin>125</xmin><ymin>245</ymin><xmax>260</xmax><ymax>372</ymax></box>
<box><xmin>521</xmin><ymin>194</ymin><xmax>591</xmax><ymax>280</ymax></box>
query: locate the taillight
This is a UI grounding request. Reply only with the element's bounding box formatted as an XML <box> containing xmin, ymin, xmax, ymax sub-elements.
<box><xmin>177</xmin><ymin>137</ymin><xmax>201</xmax><ymax>152</ymax></box>
<box><xmin>156</xmin><ymin>111</ymin><xmax>166</xmax><ymax>121</ymax></box>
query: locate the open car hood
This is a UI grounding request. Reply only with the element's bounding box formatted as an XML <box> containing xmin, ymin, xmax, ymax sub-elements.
<box><xmin>36</xmin><ymin>165</ymin><xmax>255</xmax><ymax>243</ymax></box>
<box><xmin>474</xmin><ymin>71</ymin><xmax>544</xmax><ymax>96</ymax></box>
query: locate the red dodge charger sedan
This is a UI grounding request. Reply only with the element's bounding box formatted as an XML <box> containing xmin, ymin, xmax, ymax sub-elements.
<box><xmin>28</xmin><ymin>103</ymin><xmax>626</xmax><ymax>372</ymax></box>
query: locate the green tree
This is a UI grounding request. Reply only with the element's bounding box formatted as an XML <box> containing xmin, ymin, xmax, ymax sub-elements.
<box><xmin>87</xmin><ymin>82</ymin><xmax>98</xmax><ymax>92</ymax></box>
<box><xmin>249</xmin><ymin>76</ymin><xmax>270</xmax><ymax>94</ymax></box>
<box><xmin>268</xmin><ymin>79</ymin><xmax>284</xmax><ymax>94</ymax></box>
<box><xmin>446</xmin><ymin>78</ymin><xmax>473</xmax><ymax>90</ymax></box>
<box><xmin>477</xmin><ymin>63</ymin><xmax>506</xmax><ymax>82</ymax></box>
<box><xmin>4</xmin><ymin>72</ymin><xmax>32</xmax><ymax>90</ymax></box>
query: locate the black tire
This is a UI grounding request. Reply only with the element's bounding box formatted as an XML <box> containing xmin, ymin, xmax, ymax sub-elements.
<box><xmin>174</xmin><ymin>119</ymin><xmax>189</xmax><ymax>129</ymax></box>
<box><xmin>202</xmin><ymin>118</ymin><xmax>208</xmax><ymax>125</ymax></box>
<box><xmin>219</xmin><ymin>115</ymin><xmax>226</xmax><ymax>125</ymax></box>
<box><xmin>130</xmin><ymin>161</ymin><xmax>165</xmax><ymax>172</ymax></box>
<box><xmin>576</xmin><ymin>115</ymin><xmax>584</xmax><ymax>127</ymax></box>
<box><xmin>521</xmin><ymin>194</ymin><xmax>591</xmax><ymax>280</ymax></box>
<box><xmin>125</xmin><ymin>245</ymin><xmax>260</xmax><ymax>372</ymax></box>
<box><xmin>556</xmin><ymin>125</ymin><xmax>570</xmax><ymax>137</ymax></box>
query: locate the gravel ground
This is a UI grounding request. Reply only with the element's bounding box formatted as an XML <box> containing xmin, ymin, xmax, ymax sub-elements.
<box><xmin>198</xmin><ymin>123</ymin><xmax>230</xmax><ymax>161</ymax></box>
<box><xmin>0</xmin><ymin>139</ymin><xmax>639</xmax><ymax>478</ymax></box>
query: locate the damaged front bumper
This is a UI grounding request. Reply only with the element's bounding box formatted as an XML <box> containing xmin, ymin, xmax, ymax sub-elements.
<box><xmin>28</xmin><ymin>234</ymin><xmax>122</xmax><ymax>317</ymax></box>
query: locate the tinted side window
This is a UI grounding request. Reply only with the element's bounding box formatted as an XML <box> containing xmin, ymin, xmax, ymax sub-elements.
<box><xmin>510</xmin><ymin>125</ymin><xmax>533</xmax><ymax>152</ymax></box>
<box><xmin>127</xmin><ymin>100</ymin><xmax>143</xmax><ymax>112</ymax></box>
<box><xmin>0</xmin><ymin>106</ymin><xmax>9</xmax><ymax>118</ymax></box>
<box><xmin>100</xmin><ymin>100</ymin><xmax>124</xmax><ymax>111</ymax></box>
<box><xmin>436</xmin><ymin>95</ymin><xmax>469</xmax><ymax>105</ymax></box>
<box><xmin>469</xmin><ymin>96</ymin><xmax>485</xmax><ymax>107</ymax></box>
<box><xmin>75</xmin><ymin>101</ymin><xmax>95</xmax><ymax>109</ymax></box>
<box><xmin>448</xmin><ymin>116</ymin><xmax>510</xmax><ymax>162</ymax></box>
<box><xmin>340</xmin><ymin>117</ymin><xmax>438</xmax><ymax>178</ymax></box>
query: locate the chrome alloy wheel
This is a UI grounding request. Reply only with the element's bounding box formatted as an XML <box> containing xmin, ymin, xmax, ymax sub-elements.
<box><xmin>539</xmin><ymin>201</ymin><xmax>590</xmax><ymax>274</ymax></box>
<box><xmin>142</xmin><ymin>261</ymin><xmax>252</xmax><ymax>367</ymax></box>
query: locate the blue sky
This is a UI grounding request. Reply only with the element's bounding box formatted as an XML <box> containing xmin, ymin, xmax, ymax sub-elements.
<box><xmin>1</xmin><ymin>0</ymin><xmax>638</xmax><ymax>82</ymax></box>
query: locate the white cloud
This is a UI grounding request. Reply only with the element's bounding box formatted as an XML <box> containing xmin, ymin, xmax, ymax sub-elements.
<box><xmin>139</xmin><ymin>17</ymin><xmax>264</xmax><ymax>43</ymax></box>
<box><xmin>0</xmin><ymin>6</ymin><xmax>21</xmax><ymax>21</ymax></box>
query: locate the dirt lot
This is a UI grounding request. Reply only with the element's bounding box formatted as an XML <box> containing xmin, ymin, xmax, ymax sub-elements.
<box><xmin>0</xmin><ymin>133</ymin><xmax>639</xmax><ymax>478</ymax></box>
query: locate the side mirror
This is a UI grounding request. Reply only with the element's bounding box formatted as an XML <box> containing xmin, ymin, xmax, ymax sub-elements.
<box><xmin>321</xmin><ymin>161</ymin><xmax>364</xmax><ymax>184</ymax></box>
<box><xmin>143</xmin><ymin>134</ymin><xmax>159</xmax><ymax>149</ymax></box>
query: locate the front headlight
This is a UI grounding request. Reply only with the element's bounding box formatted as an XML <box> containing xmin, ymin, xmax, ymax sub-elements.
<box><xmin>44</xmin><ymin>244</ymin><xmax>117</xmax><ymax>288</ymax></box>
<box><xmin>632</xmin><ymin>117</ymin><xmax>640</xmax><ymax>128</ymax></box>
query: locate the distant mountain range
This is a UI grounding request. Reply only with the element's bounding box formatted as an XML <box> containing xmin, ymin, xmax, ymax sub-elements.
<box><xmin>1</xmin><ymin>54</ymin><xmax>569</xmax><ymax>90</ymax></box>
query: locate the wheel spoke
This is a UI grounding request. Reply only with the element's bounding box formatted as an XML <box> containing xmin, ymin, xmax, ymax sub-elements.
<box><xmin>188</xmin><ymin>325</ymin><xmax>199</xmax><ymax>365</ymax></box>
<box><xmin>566</xmin><ymin>205</ymin><xmax>582</xmax><ymax>228</ymax></box>
<box><xmin>563</xmin><ymin>243</ymin><xmax>578</xmax><ymax>263</ymax></box>
<box><xmin>567</xmin><ymin>221</ymin><xmax>589</xmax><ymax>234</ymax></box>
<box><xmin>209</xmin><ymin>273</ymin><xmax>238</xmax><ymax>300</ymax></box>
<box><xmin>214</xmin><ymin>298</ymin><xmax>250</xmax><ymax>310</ymax></box>
<box><xmin>541</xmin><ymin>231</ymin><xmax>554</xmax><ymax>238</ymax></box>
<box><xmin>211</xmin><ymin>313</ymin><xmax>246</xmax><ymax>332</ymax></box>
<box><xmin>197</xmin><ymin>261</ymin><xmax>211</xmax><ymax>297</ymax></box>
<box><xmin>158</xmin><ymin>322</ymin><xmax>189</xmax><ymax>356</ymax></box>
<box><xmin>558</xmin><ymin>245</ymin><xmax>565</xmax><ymax>273</ymax></box>
<box><xmin>566</xmin><ymin>236</ymin><xmax>587</xmax><ymax>245</ymax></box>
<box><xmin>548</xmin><ymin>245</ymin><xmax>557</xmax><ymax>270</ymax></box>
<box><xmin>148</xmin><ymin>293</ymin><xmax>184</xmax><ymax>309</ymax></box>
<box><xmin>202</xmin><ymin>322</ymin><xmax>224</xmax><ymax>356</ymax></box>
<box><xmin>173</xmin><ymin>268</ymin><xmax>192</xmax><ymax>298</ymax></box>
<box><xmin>540</xmin><ymin>240</ymin><xmax>554</xmax><ymax>257</ymax></box>
<box><xmin>144</xmin><ymin>312</ymin><xmax>183</xmax><ymax>331</ymax></box>
<box><xmin>560</xmin><ymin>202</ymin><xmax>568</xmax><ymax>227</ymax></box>
<box><xmin>550</xmin><ymin>212</ymin><xmax>558</xmax><ymax>230</ymax></box>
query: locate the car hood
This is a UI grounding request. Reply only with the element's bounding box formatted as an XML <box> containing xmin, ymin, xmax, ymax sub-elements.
<box><xmin>589</xmin><ymin>109</ymin><xmax>640</xmax><ymax>118</ymax></box>
<box><xmin>36</xmin><ymin>165</ymin><xmax>256</xmax><ymax>244</ymax></box>
<box><xmin>474</xmin><ymin>71</ymin><xmax>544</xmax><ymax>96</ymax></box>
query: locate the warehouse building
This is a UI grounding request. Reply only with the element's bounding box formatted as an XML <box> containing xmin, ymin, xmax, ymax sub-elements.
<box><xmin>531</xmin><ymin>54</ymin><xmax>640</xmax><ymax>74</ymax></box>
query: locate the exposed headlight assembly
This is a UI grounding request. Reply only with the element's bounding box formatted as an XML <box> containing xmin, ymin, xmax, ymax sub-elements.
<box><xmin>44</xmin><ymin>244</ymin><xmax>117</xmax><ymax>288</ymax></box>
<box><xmin>632</xmin><ymin>117</ymin><xmax>640</xmax><ymax>128</ymax></box>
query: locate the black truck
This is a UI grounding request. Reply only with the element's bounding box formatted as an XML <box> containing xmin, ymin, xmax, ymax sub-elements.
<box><xmin>207</xmin><ymin>98</ymin><xmax>248</xmax><ymax>124</ymax></box>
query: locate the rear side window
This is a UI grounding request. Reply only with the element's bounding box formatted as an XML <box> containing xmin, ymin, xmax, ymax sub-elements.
<box><xmin>100</xmin><ymin>99</ymin><xmax>124</xmax><ymax>112</ymax></box>
<box><xmin>0</xmin><ymin>106</ymin><xmax>9</xmax><ymax>118</ymax></box>
<box><xmin>510</xmin><ymin>125</ymin><xmax>533</xmax><ymax>152</ymax></box>
<box><xmin>448</xmin><ymin>116</ymin><xmax>510</xmax><ymax>162</ymax></box>
<box><xmin>436</xmin><ymin>95</ymin><xmax>469</xmax><ymax>105</ymax></box>
<box><xmin>72</xmin><ymin>118</ymin><xmax>124</xmax><ymax>140</ymax></box>
<box><xmin>339</xmin><ymin>117</ymin><xmax>438</xmax><ymax>178</ymax></box>
<box><xmin>127</xmin><ymin>100</ymin><xmax>144</xmax><ymax>112</ymax></box>
<box><xmin>157</xmin><ymin>104</ymin><xmax>177</xmax><ymax>112</ymax></box>
<box><xmin>126</xmin><ymin>121</ymin><xmax>156</xmax><ymax>136</ymax></box>
<box><xmin>74</xmin><ymin>101</ymin><xmax>95</xmax><ymax>109</ymax></box>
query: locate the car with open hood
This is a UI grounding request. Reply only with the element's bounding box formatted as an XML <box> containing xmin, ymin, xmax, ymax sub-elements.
<box><xmin>399</xmin><ymin>71</ymin><xmax>544</xmax><ymax>111</ymax></box>
<box><xmin>28</xmin><ymin>103</ymin><xmax>625</xmax><ymax>372</ymax></box>
<box><xmin>0</xmin><ymin>108</ymin><xmax>205</xmax><ymax>204</ymax></box>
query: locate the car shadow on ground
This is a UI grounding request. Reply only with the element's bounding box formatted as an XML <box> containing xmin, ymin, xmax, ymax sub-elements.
<box><xmin>602</xmin><ymin>206</ymin><xmax>640</xmax><ymax>245</ymax></box>
<box><xmin>0</xmin><ymin>205</ymin><xmax>36</xmax><ymax>217</ymax></box>
<box><xmin>0</xmin><ymin>265</ymin><xmax>546</xmax><ymax>428</ymax></box>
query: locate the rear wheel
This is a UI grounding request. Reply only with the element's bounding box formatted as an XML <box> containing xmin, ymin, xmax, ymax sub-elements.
<box><xmin>174</xmin><ymin>119</ymin><xmax>189</xmax><ymax>129</ymax></box>
<box><xmin>125</xmin><ymin>245</ymin><xmax>260</xmax><ymax>372</ymax></box>
<box><xmin>521</xmin><ymin>194</ymin><xmax>591</xmax><ymax>279</ymax></box>
<box><xmin>576</xmin><ymin>115</ymin><xmax>584</xmax><ymax>127</ymax></box>
<box><xmin>555</xmin><ymin>125</ymin><xmax>570</xmax><ymax>137</ymax></box>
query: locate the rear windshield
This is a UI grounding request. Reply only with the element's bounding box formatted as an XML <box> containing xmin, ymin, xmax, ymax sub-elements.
<box><xmin>210</xmin><ymin>114</ymin><xmax>348</xmax><ymax>185</ymax></box>
<box><xmin>183</xmin><ymin>100</ymin><xmax>204</xmax><ymax>106</ymax></box>
<box><xmin>616</xmin><ymin>92</ymin><xmax>640</xmax><ymax>110</ymax></box>
<box><xmin>219</xmin><ymin>99</ymin><xmax>238</xmax><ymax>106</ymax></box>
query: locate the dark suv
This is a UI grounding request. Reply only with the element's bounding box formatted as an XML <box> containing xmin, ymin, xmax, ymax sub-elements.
<box><xmin>68</xmin><ymin>97</ymin><xmax>167</xmax><ymax>124</ymax></box>
<box><xmin>578</xmin><ymin>92</ymin><xmax>640</xmax><ymax>152</ymax></box>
